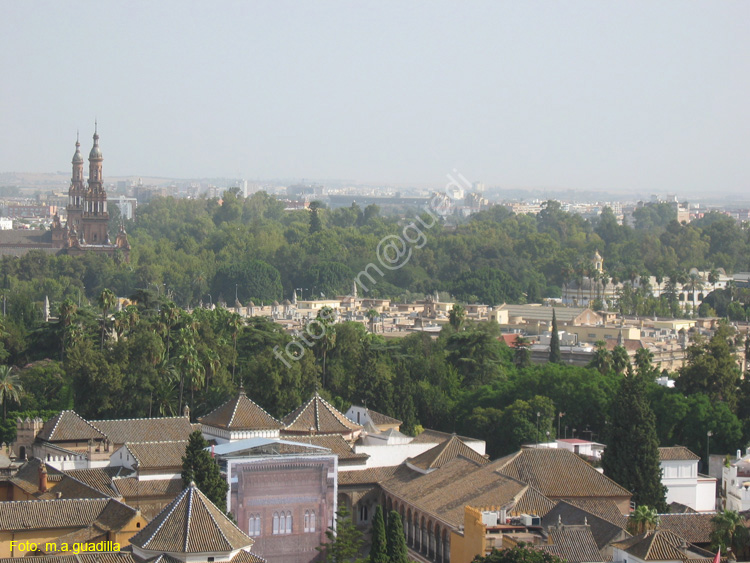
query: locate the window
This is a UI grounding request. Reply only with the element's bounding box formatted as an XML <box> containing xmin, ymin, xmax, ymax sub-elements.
<box><xmin>360</xmin><ymin>504</ymin><xmax>368</xmax><ymax>523</ymax></box>
<box><xmin>280</xmin><ymin>512</ymin><xmax>286</xmax><ymax>534</ymax></box>
<box><xmin>310</xmin><ymin>510</ymin><xmax>316</xmax><ymax>532</ymax></box>
<box><xmin>273</xmin><ymin>512</ymin><xmax>279</xmax><ymax>535</ymax></box>
<box><xmin>249</xmin><ymin>514</ymin><xmax>261</xmax><ymax>537</ymax></box>
<box><xmin>286</xmin><ymin>511</ymin><xmax>292</xmax><ymax>534</ymax></box>
<box><xmin>305</xmin><ymin>511</ymin><xmax>310</xmax><ymax>533</ymax></box>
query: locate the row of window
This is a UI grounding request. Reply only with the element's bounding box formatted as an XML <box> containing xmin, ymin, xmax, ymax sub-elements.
<box><xmin>248</xmin><ymin>510</ymin><xmax>317</xmax><ymax>536</ymax></box>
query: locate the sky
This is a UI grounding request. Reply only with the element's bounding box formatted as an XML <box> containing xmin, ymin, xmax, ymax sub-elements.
<box><xmin>1</xmin><ymin>2</ymin><xmax>749</xmax><ymax>194</ymax></box>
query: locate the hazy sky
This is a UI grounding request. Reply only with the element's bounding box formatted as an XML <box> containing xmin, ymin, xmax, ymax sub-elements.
<box><xmin>1</xmin><ymin>2</ymin><xmax>748</xmax><ymax>194</ymax></box>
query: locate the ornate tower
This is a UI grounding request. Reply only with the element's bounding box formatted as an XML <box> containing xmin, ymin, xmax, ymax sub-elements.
<box><xmin>82</xmin><ymin>123</ymin><xmax>110</xmax><ymax>244</ymax></box>
<box><xmin>67</xmin><ymin>133</ymin><xmax>86</xmax><ymax>231</ymax></box>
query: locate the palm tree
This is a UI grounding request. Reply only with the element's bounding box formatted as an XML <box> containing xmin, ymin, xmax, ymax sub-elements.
<box><xmin>588</xmin><ymin>341</ymin><xmax>613</xmax><ymax>374</ymax></box>
<box><xmin>710</xmin><ymin>510</ymin><xmax>749</xmax><ymax>559</ymax></box>
<box><xmin>58</xmin><ymin>298</ymin><xmax>78</xmax><ymax>361</ymax></box>
<box><xmin>97</xmin><ymin>288</ymin><xmax>117</xmax><ymax>350</ymax></box>
<box><xmin>0</xmin><ymin>365</ymin><xmax>22</xmax><ymax>422</ymax></box>
<box><xmin>627</xmin><ymin>505</ymin><xmax>660</xmax><ymax>535</ymax></box>
<box><xmin>449</xmin><ymin>304</ymin><xmax>466</xmax><ymax>331</ymax></box>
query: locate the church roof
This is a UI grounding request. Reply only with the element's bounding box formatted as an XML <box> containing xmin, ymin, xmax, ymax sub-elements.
<box><xmin>37</xmin><ymin>410</ymin><xmax>107</xmax><ymax>442</ymax></box>
<box><xmin>282</xmin><ymin>393</ymin><xmax>363</xmax><ymax>434</ymax></box>
<box><xmin>130</xmin><ymin>482</ymin><xmax>253</xmax><ymax>554</ymax></box>
<box><xmin>407</xmin><ymin>434</ymin><xmax>488</xmax><ymax>471</ymax></box>
<box><xmin>198</xmin><ymin>390</ymin><xmax>283</xmax><ymax>431</ymax></box>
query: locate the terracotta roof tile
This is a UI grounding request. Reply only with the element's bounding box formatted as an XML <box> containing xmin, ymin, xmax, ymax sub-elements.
<box><xmin>130</xmin><ymin>482</ymin><xmax>253</xmax><ymax>553</ymax></box>
<box><xmin>199</xmin><ymin>390</ymin><xmax>283</xmax><ymax>431</ymax></box>
<box><xmin>282</xmin><ymin>393</ymin><xmax>362</xmax><ymax>434</ymax></box>
<box><xmin>410</xmin><ymin>428</ymin><xmax>478</xmax><ymax>445</ymax></box>
<box><xmin>37</xmin><ymin>474</ymin><xmax>114</xmax><ymax>500</ymax></box>
<box><xmin>408</xmin><ymin>435</ymin><xmax>488</xmax><ymax>471</ymax></box>
<box><xmin>366</xmin><ymin>409</ymin><xmax>402</xmax><ymax>427</ymax></box>
<box><xmin>543</xmin><ymin>501</ymin><xmax>627</xmax><ymax>550</ymax></box>
<box><xmin>91</xmin><ymin>416</ymin><xmax>194</xmax><ymax>445</ymax></box>
<box><xmin>512</xmin><ymin>485</ymin><xmax>556</xmax><ymax>517</ymax></box>
<box><xmin>612</xmin><ymin>530</ymin><xmax>715</xmax><ymax>561</ymax></box>
<box><xmin>565</xmin><ymin>499</ymin><xmax>628</xmax><ymax>528</ymax></box>
<box><xmin>37</xmin><ymin>410</ymin><xmax>107</xmax><ymax>442</ymax></box>
<box><xmin>659</xmin><ymin>446</ymin><xmax>701</xmax><ymax>461</ymax></box>
<box><xmin>540</xmin><ymin>526</ymin><xmax>604</xmax><ymax>563</ymax></box>
<box><xmin>0</xmin><ymin>498</ymin><xmax>136</xmax><ymax>531</ymax></box>
<box><xmin>123</xmin><ymin>440</ymin><xmax>187</xmax><ymax>469</ymax></box>
<box><xmin>658</xmin><ymin>513</ymin><xmax>716</xmax><ymax>545</ymax></box>
<box><xmin>64</xmin><ymin>468</ymin><xmax>126</xmax><ymax>497</ymax></box>
<box><xmin>338</xmin><ymin>466</ymin><xmax>400</xmax><ymax>486</ymax></box>
<box><xmin>113</xmin><ymin>476</ymin><xmax>184</xmax><ymax>498</ymax></box>
<box><xmin>495</xmin><ymin>448</ymin><xmax>631</xmax><ymax>499</ymax></box>
<box><xmin>0</xmin><ymin>555</ymin><xmax>137</xmax><ymax>563</ymax></box>
<box><xmin>289</xmin><ymin>434</ymin><xmax>369</xmax><ymax>462</ymax></box>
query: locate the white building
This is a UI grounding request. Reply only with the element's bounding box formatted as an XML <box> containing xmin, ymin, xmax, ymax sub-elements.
<box><xmin>659</xmin><ymin>446</ymin><xmax>716</xmax><ymax>512</ymax></box>
<box><xmin>722</xmin><ymin>449</ymin><xmax>750</xmax><ymax>512</ymax></box>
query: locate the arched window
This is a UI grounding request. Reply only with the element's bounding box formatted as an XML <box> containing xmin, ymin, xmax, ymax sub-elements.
<box><xmin>280</xmin><ymin>512</ymin><xmax>286</xmax><ymax>534</ymax></box>
<box><xmin>273</xmin><ymin>512</ymin><xmax>279</xmax><ymax>535</ymax></box>
<box><xmin>360</xmin><ymin>504</ymin><xmax>368</xmax><ymax>523</ymax></box>
<box><xmin>255</xmin><ymin>514</ymin><xmax>261</xmax><ymax>536</ymax></box>
<box><xmin>310</xmin><ymin>510</ymin><xmax>316</xmax><ymax>532</ymax></box>
<box><xmin>286</xmin><ymin>511</ymin><xmax>292</xmax><ymax>533</ymax></box>
<box><xmin>304</xmin><ymin>511</ymin><xmax>310</xmax><ymax>533</ymax></box>
<box><xmin>249</xmin><ymin>515</ymin><xmax>255</xmax><ymax>536</ymax></box>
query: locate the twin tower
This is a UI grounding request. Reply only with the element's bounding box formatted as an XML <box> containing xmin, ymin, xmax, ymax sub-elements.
<box><xmin>52</xmin><ymin>125</ymin><xmax>129</xmax><ymax>257</ymax></box>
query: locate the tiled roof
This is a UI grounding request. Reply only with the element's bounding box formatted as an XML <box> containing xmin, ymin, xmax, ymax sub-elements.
<box><xmin>91</xmin><ymin>416</ymin><xmax>194</xmax><ymax>445</ymax></box>
<box><xmin>513</xmin><ymin>485</ymin><xmax>556</xmax><ymax>517</ymax></box>
<box><xmin>282</xmin><ymin>393</ymin><xmax>362</xmax><ymax>434</ymax></box>
<box><xmin>64</xmin><ymin>467</ymin><xmax>127</xmax><ymax>497</ymax></box>
<box><xmin>37</xmin><ymin>474</ymin><xmax>114</xmax><ymax>500</ymax></box>
<box><xmin>541</xmin><ymin>526</ymin><xmax>604</xmax><ymax>563</ymax></box>
<box><xmin>408</xmin><ymin>435</ymin><xmax>488</xmax><ymax>471</ymax></box>
<box><xmin>659</xmin><ymin>446</ymin><xmax>701</xmax><ymax>461</ymax></box>
<box><xmin>410</xmin><ymin>428</ymin><xmax>478</xmax><ymax>445</ymax></box>
<box><xmin>123</xmin><ymin>441</ymin><xmax>187</xmax><ymax>469</ymax></box>
<box><xmin>198</xmin><ymin>390</ymin><xmax>283</xmax><ymax>431</ymax></box>
<box><xmin>566</xmin><ymin>498</ymin><xmax>628</xmax><ymax>528</ymax></box>
<box><xmin>381</xmin><ymin>457</ymin><xmax>532</xmax><ymax>527</ymax></box>
<box><xmin>366</xmin><ymin>408</ymin><xmax>402</xmax><ymax>427</ymax></box>
<box><xmin>612</xmin><ymin>530</ymin><xmax>715</xmax><ymax>561</ymax></box>
<box><xmin>0</xmin><ymin>555</ymin><xmax>136</xmax><ymax>563</ymax></box>
<box><xmin>0</xmin><ymin>498</ymin><xmax>136</xmax><ymax>531</ymax></box>
<box><xmin>494</xmin><ymin>448</ymin><xmax>631</xmax><ymax>499</ymax></box>
<box><xmin>338</xmin><ymin>466</ymin><xmax>400</xmax><ymax>486</ymax></box>
<box><xmin>37</xmin><ymin>410</ymin><xmax>107</xmax><ymax>442</ymax></box>
<box><xmin>231</xmin><ymin>551</ymin><xmax>268</xmax><ymax>563</ymax></box>
<box><xmin>129</xmin><ymin>482</ymin><xmax>253</xmax><ymax>553</ymax></box>
<box><xmin>658</xmin><ymin>513</ymin><xmax>716</xmax><ymax>545</ymax></box>
<box><xmin>543</xmin><ymin>501</ymin><xmax>627</xmax><ymax>550</ymax></box>
<box><xmin>114</xmin><ymin>476</ymin><xmax>184</xmax><ymax>498</ymax></box>
<box><xmin>290</xmin><ymin>434</ymin><xmax>369</xmax><ymax>462</ymax></box>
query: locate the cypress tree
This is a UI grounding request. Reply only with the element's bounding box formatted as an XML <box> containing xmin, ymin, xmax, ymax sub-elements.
<box><xmin>181</xmin><ymin>430</ymin><xmax>229</xmax><ymax>512</ymax></box>
<box><xmin>386</xmin><ymin>511</ymin><xmax>408</xmax><ymax>563</ymax></box>
<box><xmin>549</xmin><ymin>309</ymin><xmax>561</xmax><ymax>364</ymax></box>
<box><xmin>601</xmin><ymin>373</ymin><xmax>668</xmax><ymax>511</ymax></box>
<box><xmin>369</xmin><ymin>505</ymin><xmax>389</xmax><ymax>563</ymax></box>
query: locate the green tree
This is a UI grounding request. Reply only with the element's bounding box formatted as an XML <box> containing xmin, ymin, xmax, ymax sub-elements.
<box><xmin>386</xmin><ymin>510</ymin><xmax>408</xmax><ymax>563</ymax></box>
<box><xmin>181</xmin><ymin>429</ymin><xmax>229</xmax><ymax>512</ymax></box>
<box><xmin>449</xmin><ymin>304</ymin><xmax>466</xmax><ymax>331</ymax></box>
<box><xmin>97</xmin><ymin>288</ymin><xmax>117</xmax><ymax>350</ymax></box>
<box><xmin>309</xmin><ymin>201</ymin><xmax>324</xmax><ymax>234</ymax></box>
<box><xmin>626</xmin><ymin>505</ymin><xmax>660</xmax><ymax>535</ymax></box>
<box><xmin>472</xmin><ymin>544</ymin><xmax>565</xmax><ymax>563</ymax></box>
<box><xmin>549</xmin><ymin>309</ymin><xmax>561</xmax><ymax>364</ymax></box>
<box><xmin>369</xmin><ymin>506</ymin><xmax>388</xmax><ymax>563</ymax></box>
<box><xmin>0</xmin><ymin>366</ymin><xmax>22</xmax><ymax>421</ymax></box>
<box><xmin>601</xmin><ymin>373</ymin><xmax>668</xmax><ymax>511</ymax></box>
<box><xmin>317</xmin><ymin>504</ymin><xmax>364</xmax><ymax>563</ymax></box>
<box><xmin>588</xmin><ymin>341</ymin><xmax>612</xmax><ymax>374</ymax></box>
<box><xmin>710</xmin><ymin>510</ymin><xmax>749</xmax><ymax>559</ymax></box>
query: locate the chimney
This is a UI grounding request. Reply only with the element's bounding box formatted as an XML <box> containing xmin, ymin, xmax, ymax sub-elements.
<box><xmin>738</xmin><ymin>449</ymin><xmax>742</xmax><ymax>460</ymax></box>
<box><xmin>39</xmin><ymin>462</ymin><xmax>48</xmax><ymax>493</ymax></box>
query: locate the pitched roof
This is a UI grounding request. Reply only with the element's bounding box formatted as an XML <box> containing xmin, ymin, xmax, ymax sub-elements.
<box><xmin>198</xmin><ymin>390</ymin><xmax>283</xmax><ymax>431</ymax></box>
<box><xmin>91</xmin><ymin>416</ymin><xmax>194</xmax><ymax>444</ymax></box>
<box><xmin>612</xmin><ymin>530</ymin><xmax>715</xmax><ymax>561</ymax></box>
<box><xmin>494</xmin><ymin>448</ymin><xmax>631</xmax><ymax>499</ymax></box>
<box><xmin>37</xmin><ymin>474</ymin><xmax>114</xmax><ymax>500</ymax></box>
<box><xmin>37</xmin><ymin>410</ymin><xmax>107</xmax><ymax>442</ymax></box>
<box><xmin>366</xmin><ymin>408</ymin><xmax>402</xmax><ymax>427</ymax></box>
<box><xmin>129</xmin><ymin>482</ymin><xmax>253</xmax><ymax>553</ymax></box>
<box><xmin>0</xmin><ymin>555</ymin><xmax>136</xmax><ymax>563</ymax></box>
<box><xmin>123</xmin><ymin>440</ymin><xmax>187</xmax><ymax>469</ymax></box>
<box><xmin>410</xmin><ymin>428</ymin><xmax>479</xmax><ymax>445</ymax></box>
<box><xmin>543</xmin><ymin>501</ymin><xmax>627</xmax><ymax>550</ymax></box>
<box><xmin>566</xmin><ymin>498</ymin><xmax>628</xmax><ymax>528</ymax></box>
<box><xmin>658</xmin><ymin>513</ymin><xmax>716</xmax><ymax>545</ymax></box>
<box><xmin>408</xmin><ymin>435</ymin><xmax>488</xmax><ymax>471</ymax></box>
<box><xmin>282</xmin><ymin>393</ymin><xmax>362</xmax><ymax>434</ymax></box>
<box><xmin>540</xmin><ymin>526</ymin><xmax>605</xmax><ymax>563</ymax></box>
<box><xmin>338</xmin><ymin>466</ymin><xmax>400</xmax><ymax>486</ymax></box>
<box><xmin>113</xmin><ymin>476</ymin><xmax>184</xmax><ymax>498</ymax></box>
<box><xmin>659</xmin><ymin>446</ymin><xmax>701</xmax><ymax>461</ymax></box>
<box><xmin>0</xmin><ymin>498</ymin><xmax>136</xmax><ymax>531</ymax></box>
<box><xmin>290</xmin><ymin>434</ymin><xmax>369</xmax><ymax>462</ymax></box>
<box><xmin>381</xmin><ymin>457</ymin><xmax>534</xmax><ymax>527</ymax></box>
<box><xmin>63</xmin><ymin>467</ymin><xmax>127</xmax><ymax>498</ymax></box>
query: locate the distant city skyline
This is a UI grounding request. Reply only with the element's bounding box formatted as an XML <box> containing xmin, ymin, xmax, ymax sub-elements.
<box><xmin>1</xmin><ymin>2</ymin><xmax>748</xmax><ymax>195</ymax></box>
